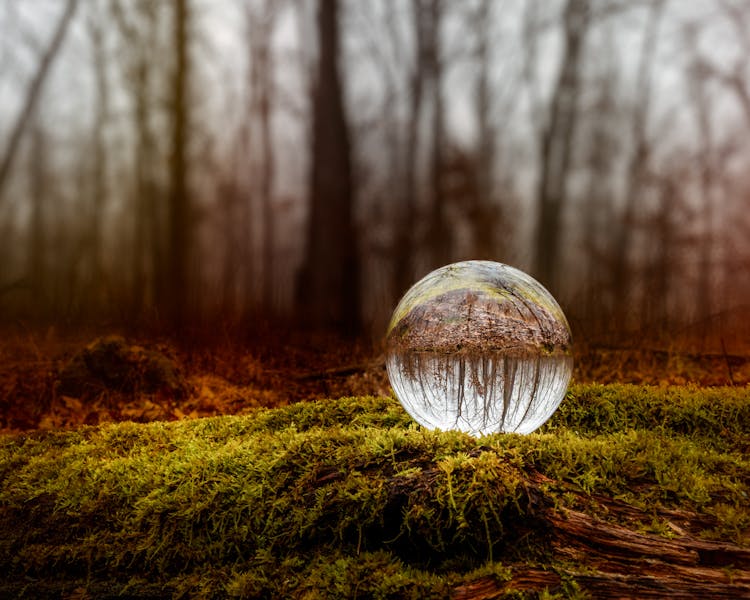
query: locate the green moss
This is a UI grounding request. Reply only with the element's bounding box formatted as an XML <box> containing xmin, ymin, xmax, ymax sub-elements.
<box><xmin>1</xmin><ymin>385</ymin><xmax>748</xmax><ymax>598</ymax></box>
<box><xmin>546</xmin><ymin>383</ymin><xmax>750</xmax><ymax>453</ymax></box>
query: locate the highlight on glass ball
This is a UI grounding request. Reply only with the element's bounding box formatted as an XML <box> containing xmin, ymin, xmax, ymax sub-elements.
<box><xmin>385</xmin><ymin>260</ymin><xmax>572</xmax><ymax>436</ymax></box>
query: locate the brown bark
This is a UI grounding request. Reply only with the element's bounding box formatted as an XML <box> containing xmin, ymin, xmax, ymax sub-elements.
<box><xmin>112</xmin><ymin>1</ymin><xmax>163</xmax><ymax>318</ymax></box>
<box><xmin>645</xmin><ymin>176</ymin><xmax>678</xmax><ymax>328</ymax></box>
<box><xmin>548</xmin><ymin>508</ymin><xmax>750</xmax><ymax>598</ymax></box>
<box><xmin>453</xmin><ymin>569</ymin><xmax>561</xmax><ymax>599</ymax></box>
<box><xmin>167</xmin><ymin>0</ymin><xmax>191</xmax><ymax>329</ymax></box>
<box><xmin>87</xmin><ymin>6</ymin><xmax>109</xmax><ymax>306</ymax></box>
<box><xmin>392</xmin><ymin>0</ymin><xmax>426</xmax><ymax>298</ymax></box>
<box><xmin>297</xmin><ymin>0</ymin><xmax>360</xmax><ymax>334</ymax></box>
<box><xmin>453</xmin><ymin>473</ymin><xmax>750</xmax><ymax>598</ymax></box>
<box><xmin>247</xmin><ymin>0</ymin><xmax>278</xmax><ymax>314</ymax></box>
<box><xmin>311</xmin><ymin>451</ymin><xmax>750</xmax><ymax>598</ymax></box>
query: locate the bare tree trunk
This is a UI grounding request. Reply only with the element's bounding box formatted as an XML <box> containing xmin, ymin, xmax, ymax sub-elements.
<box><xmin>714</xmin><ymin>0</ymin><xmax>750</xmax><ymax>127</ymax></box>
<box><xmin>297</xmin><ymin>0</ymin><xmax>360</xmax><ymax>334</ymax></box>
<box><xmin>690</xmin><ymin>2</ymin><xmax>750</xmax><ymax>335</ymax></box>
<box><xmin>88</xmin><ymin>6</ymin><xmax>109</xmax><ymax>310</ymax></box>
<box><xmin>581</xmin><ymin>32</ymin><xmax>618</xmax><ymax>335</ymax></box>
<box><xmin>248</xmin><ymin>0</ymin><xmax>278</xmax><ymax>314</ymax></box>
<box><xmin>423</xmin><ymin>0</ymin><xmax>449</xmax><ymax>268</ymax></box>
<box><xmin>0</xmin><ymin>0</ymin><xmax>78</xmax><ymax>204</ymax></box>
<box><xmin>472</xmin><ymin>0</ymin><xmax>497</xmax><ymax>260</ymax></box>
<box><xmin>259</xmin><ymin>52</ymin><xmax>274</xmax><ymax>315</ymax></box>
<box><xmin>521</xmin><ymin>1</ymin><xmax>544</xmax><ymax>130</ymax></box>
<box><xmin>392</xmin><ymin>0</ymin><xmax>425</xmax><ymax>297</ymax></box>
<box><xmin>27</xmin><ymin>124</ymin><xmax>47</xmax><ymax>314</ymax></box>
<box><xmin>611</xmin><ymin>0</ymin><xmax>664</xmax><ymax>327</ymax></box>
<box><xmin>695</xmin><ymin>107</ymin><xmax>715</xmax><ymax>333</ymax></box>
<box><xmin>651</xmin><ymin>176</ymin><xmax>678</xmax><ymax>330</ymax></box>
<box><xmin>727</xmin><ymin>76</ymin><xmax>750</xmax><ymax>125</ymax></box>
<box><xmin>166</xmin><ymin>0</ymin><xmax>191</xmax><ymax>330</ymax></box>
<box><xmin>686</xmin><ymin>32</ymin><xmax>715</xmax><ymax>332</ymax></box>
<box><xmin>379</xmin><ymin>16</ymin><xmax>408</xmax><ymax>300</ymax></box>
<box><xmin>112</xmin><ymin>1</ymin><xmax>163</xmax><ymax>319</ymax></box>
<box><xmin>130</xmin><ymin>56</ymin><xmax>150</xmax><ymax>316</ymax></box>
<box><xmin>217</xmin><ymin>179</ymin><xmax>239</xmax><ymax>316</ymax></box>
<box><xmin>533</xmin><ymin>0</ymin><xmax>589</xmax><ymax>294</ymax></box>
<box><xmin>236</xmin><ymin>27</ymin><xmax>255</xmax><ymax>312</ymax></box>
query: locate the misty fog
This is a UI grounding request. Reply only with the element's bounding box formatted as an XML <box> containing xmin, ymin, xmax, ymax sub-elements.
<box><xmin>1</xmin><ymin>0</ymin><xmax>749</xmax><ymax>348</ymax></box>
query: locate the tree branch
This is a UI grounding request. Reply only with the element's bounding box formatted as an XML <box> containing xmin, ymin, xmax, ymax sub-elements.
<box><xmin>0</xmin><ymin>0</ymin><xmax>79</xmax><ymax>203</ymax></box>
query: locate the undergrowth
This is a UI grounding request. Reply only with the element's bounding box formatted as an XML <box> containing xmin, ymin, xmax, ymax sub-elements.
<box><xmin>0</xmin><ymin>384</ymin><xmax>748</xmax><ymax>598</ymax></box>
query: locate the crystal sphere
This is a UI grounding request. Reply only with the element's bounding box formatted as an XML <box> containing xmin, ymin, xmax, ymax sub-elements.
<box><xmin>386</xmin><ymin>260</ymin><xmax>572</xmax><ymax>435</ymax></box>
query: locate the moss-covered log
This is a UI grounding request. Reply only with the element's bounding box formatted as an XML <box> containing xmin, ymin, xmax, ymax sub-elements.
<box><xmin>1</xmin><ymin>385</ymin><xmax>749</xmax><ymax>598</ymax></box>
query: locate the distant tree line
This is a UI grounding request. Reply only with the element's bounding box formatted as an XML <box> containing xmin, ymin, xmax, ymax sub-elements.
<box><xmin>0</xmin><ymin>0</ymin><xmax>749</xmax><ymax>346</ymax></box>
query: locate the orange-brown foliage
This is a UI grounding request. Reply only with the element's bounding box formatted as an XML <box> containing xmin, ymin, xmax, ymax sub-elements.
<box><xmin>1</xmin><ymin>327</ymin><xmax>748</xmax><ymax>434</ymax></box>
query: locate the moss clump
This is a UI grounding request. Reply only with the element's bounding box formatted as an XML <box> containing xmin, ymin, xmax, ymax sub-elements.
<box><xmin>56</xmin><ymin>335</ymin><xmax>188</xmax><ymax>399</ymax></box>
<box><xmin>546</xmin><ymin>383</ymin><xmax>750</xmax><ymax>453</ymax></box>
<box><xmin>1</xmin><ymin>385</ymin><xmax>749</xmax><ymax>598</ymax></box>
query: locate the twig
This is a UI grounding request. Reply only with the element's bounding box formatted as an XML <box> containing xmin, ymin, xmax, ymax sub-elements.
<box><xmin>293</xmin><ymin>357</ymin><xmax>386</xmax><ymax>381</ymax></box>
<box><xmin>720</xmin><ymin>337</ymin><xmax>736</xmax><ymax>386</ymax></box>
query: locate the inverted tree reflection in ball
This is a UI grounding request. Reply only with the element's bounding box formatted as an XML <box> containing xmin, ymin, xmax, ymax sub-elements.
<box><xmin>385</xmin><ymin>261</ymin><xmax>572</xmax><ymax>436</ymax></box>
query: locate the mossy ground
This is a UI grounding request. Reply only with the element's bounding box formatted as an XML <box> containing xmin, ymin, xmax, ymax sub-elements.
<box><xmin>1</xmin><ymin>384</ymin><xmax>749</xmax><ymax>598</ymax></box>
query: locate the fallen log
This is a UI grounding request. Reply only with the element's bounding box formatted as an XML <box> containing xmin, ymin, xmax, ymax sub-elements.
<box><xmin>1</xmin><ymin>393</ymin><xmax>748</xmax><ymax>598</ymax></box>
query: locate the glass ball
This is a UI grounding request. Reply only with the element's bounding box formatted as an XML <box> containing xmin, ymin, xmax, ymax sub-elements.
<box><xmin>386</xmin><ymin>261</ymin><xmax>572</xmax><ymax>436</ymax></box>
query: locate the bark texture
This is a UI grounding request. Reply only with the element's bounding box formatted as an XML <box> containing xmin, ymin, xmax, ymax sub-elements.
<box><xmin>297</xmin><ymin>0</ymin><xmax>360</xmax><ymax>334</ymax></box>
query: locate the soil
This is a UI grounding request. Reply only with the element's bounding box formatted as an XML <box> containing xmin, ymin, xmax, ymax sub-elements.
<box><xmin>0</xmin><ymin>326</ymin><xmax>389</xmax><ymax>433</ymax></box>
<box><xmin>1</xmin><ymin>326</ymin><xmax>749</xmax><ymax>434</ymax></box>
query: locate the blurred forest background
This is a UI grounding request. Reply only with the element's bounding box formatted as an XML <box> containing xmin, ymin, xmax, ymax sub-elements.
<box><xmin>1</xmin><ymin>0</ymin><xmax>749</xmax><ymax>349</ymax></box>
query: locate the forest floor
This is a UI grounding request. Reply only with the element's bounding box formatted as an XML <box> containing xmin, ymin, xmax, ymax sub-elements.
<box><xmin>1</xmin><ymin>325</ymin><xmax>749</xmax><ymax>433</ymax></box>
<box><xmin>1</xmin><ymin>326</ymin><xmax>749</xmax><ymax>598</ymax></box>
